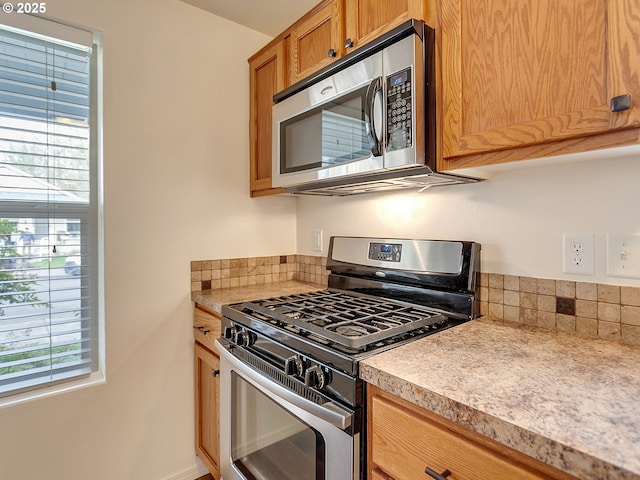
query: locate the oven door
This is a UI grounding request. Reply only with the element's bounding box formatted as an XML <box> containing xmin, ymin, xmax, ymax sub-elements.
<box><xmin>217</xmin><ymin>341</ymin><xmax>360</xmax><ymax>480</ymax></box>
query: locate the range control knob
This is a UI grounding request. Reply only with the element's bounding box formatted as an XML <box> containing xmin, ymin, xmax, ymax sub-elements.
<box><xmin>284</xmin><ymin>356</ymin><xmax>305</xmax><ymax>377</ymax></box>
<box><xmin>223</xmin><ymin>326</ymin><xmax>235</xmax><ymax>340</ymax></box>
<box><xmin>304</xmin><ymin>366</ymin><xmax>329</xmax><ymax>389</ymax></box>
<box><xmin>234</xmin><ymin>329</ymin><xmax>256</xmax><ymax>347</ymax></box>
<box><xmin>233</xmin><ymin>330</ymin><xmax>246</xmax><ymax>346</ymax></box>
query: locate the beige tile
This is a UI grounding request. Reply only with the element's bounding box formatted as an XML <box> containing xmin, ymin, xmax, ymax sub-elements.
<box><xmin>576</xmin><ymin>317</ymin><xmax>598</xmax><ymax>337</ymax></box>
<box><xmin>537</xmin><ymin>311</ymin><xmax>556</xmax><ymax>329</ymax></box>
<box><xmin>191</xmin><ymin>271</ymin><xmax>201</xmax><ymax>282</ymax></box>
<box><xmin>537</xmin><ymin>279</ymin><xmax>556</xmax><ymax>296</ymax></box>
<box><xmin>220</xmin><ymin>278</ymin><xmax>231</xmax><ymax>288</ymax></box>
<box><xmin>230</xmin><ymin>277</ymin><xmax>240</xmax><ymax>288</ymax></box>
<box><xmin>575</xmin><ymin>300</ymin><xmax>597</xmax><ymax>319</ymax></box>
<box><xmin>621</xmin><ymin>286</ymin><xmax>640</xmax><ymax>306</ymax></box>
<box><xmin>520</xmin><ymin>292</ymin><xmax>537</xmax><ymax>310</ymax></box>
<box><xmin>190</xmin><ymin>281</ymin><xmax>200</xmax><ymax>292</ymax></box>
<box><xmin>503</xmin><ymin>305</ymin><xmax>519</xmax><ymax>322</ymax></box>
<box><xmin>191</xmin><ymin>261</ymin><xmax>202</xmax><ymax>272</ymax></box>
<box><xmin>598</xmin><ymin>320</ymin><xmax>621</xmax><ymax>340</ymax></box>
<box><xmin>598</xmin><ymin>303</ymin><xmax>620</xmax><ymax>322</ymax></box>
<box><xmin>480</xmin><ymin>301</ymin><xmax>488</xmax><ymax>317</ymax></box>
<box><xmin>488</xmin><ymin>303</ymin><xmax>504</xmax><ymax>319</ymax></box>
<box><xmin>211</xmin><ymin>259</ymin><xmax>221</xmax><ymax>269</ymax></box>
<box><xmin>556</xmin><ymin>281</ymin><xmax>575</xmax><ymax>298</ymax></box>
<box><xmin>488</xmin><ymin>274</ymin><xmax>504</xmax><ymax>289</ymax></box>
<box><xmin>211</xmin><ymin>269</ymin><xmax>221</xmax><ymax>280</ymax></box>
<box><xmin>621</xmin><ymin>324</ymin><xmax>640</xmax><ymax>346</ymax></box>
<box><xmin>248</xmin><ymin>257</ymin><xmax>257</xmax><ymax>267</ymax></box>
<box><xmin>504</xmin><ymin>290</ymin><xmax>520</xmax><ymax>307</ymax></box>
<box><xmin>488</xmin><ymin>288</ymin><xmax>504</xmax><ymax>304</ymax></box>
<box><xmin>201</xmin><ymin>270</ymin><xmax>211</xmax><ymax>281</ymax></box>
<box><xmin>202</xmin><ymin>260</ymin><xmax>211</xmax><ymax>271</ymax></box>
<box><xmin>479</xmin><ymin>286</ymin><xmax>489</xmax><ymax>302</ymax></box>
<box><xmin>520</xmin><ymin>277</ymin><xmax>537</xmax><ymax>293</ymax></box>
<box><xmin>503</xmin><ymin>275</ymin><xmax>519</xmax><ymax>291</ymax></box>
<box><xmin>479</xmin><ymin>272</ymin><xmax>488</xmax><ymax>287</ymax></box>
<box><xmin>621</xmin><ymin>305</ymin><xmax>640</xmax><ymax>326</ymax></box>
<box><xmin>576</xmin><ymin>282</ymin><xmax>597</xmax><ymax>300</ymax></box>
<box><xmin>598</xmin><ymin>284</ymin><xmax>621</xmax><ymax>304</ymax></box>
<box><xmin>230</xmin><ymin>258</ymin><xmax>242</xmax><ymax>268</ymax></box>
<box><xmin>520</xmin><ymin>308</ymin><xmax>537</xmax><ymax>325</ymax></box>
<box><xmin>556</xmin><ymin>314</ymin><xmax>576</xmax><ymax>333</ymax></box>
<box><xmin>537</xmin><ymin>295</ymin><xmax>556</xmax><ymax>313</ymax></box>
<box><xmin>211</xmin><ymin>279</ymin><xmax>222</xmax><ymax>289</ymax></box>
<box><xmin>221</xmin><ymin>259</ymin><xmax>231</xmax><ymax>269</ymax></box>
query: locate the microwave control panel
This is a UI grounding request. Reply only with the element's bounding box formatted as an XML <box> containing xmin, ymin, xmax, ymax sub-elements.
<box><xmin>386</xmin><ymin>67</ymin><xmax>412</xmax><ymax>152</ymax></box>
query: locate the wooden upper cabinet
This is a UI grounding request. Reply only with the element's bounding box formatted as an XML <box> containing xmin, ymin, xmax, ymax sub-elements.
<box><xmin>249</xmin><ymin>41</ymin><xmax>286</xmax><ymax>197</ymax></box>
<box><xmin>289</xmin><ymin>0</ymin><xmax>344</xmax><ymax>84</ymax></box>
<box><xmin>439</xmin><ymin>0</ymin><xmax>640</xmax><ymax>170</ymax></box>
<box><xmin>344</xmin><ymin>0</ymin><xmax>425</xmax><ymax>52</ymax></box>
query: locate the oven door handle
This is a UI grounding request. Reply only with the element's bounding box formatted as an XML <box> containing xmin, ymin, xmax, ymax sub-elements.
<box><xmin>216</xmin><ymin>341</ymin><xmax>353</xmax><ymax>431</ymax></box>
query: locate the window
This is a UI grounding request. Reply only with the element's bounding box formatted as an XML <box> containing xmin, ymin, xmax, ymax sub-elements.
<box><xmin>0</xmin><ymin>16</ymin><xmax>101</xmax><ymax>400</ymax></box>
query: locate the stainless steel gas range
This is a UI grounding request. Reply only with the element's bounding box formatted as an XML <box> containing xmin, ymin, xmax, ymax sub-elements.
<box><xmin>216</xmin><ymin>236</ymin><xmax>480</xmax><ymax>480</ymax></box>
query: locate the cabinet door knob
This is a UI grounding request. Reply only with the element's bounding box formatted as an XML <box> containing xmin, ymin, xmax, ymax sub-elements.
<box><xmin>610</xmin><ymin>94</ymin><xmax>632</xmax><ymax>112</ymax></box>
<box><xmin>344</xmin><ymin>38</ymin><xmax>353</xmax><ymax>49</ymax></box>
<box><xmin>424</xmin><ymin>467</ymin><xmax>451</xmax><ymax>480</ymax></box>
<box><xmin>328</xmin><ymin>48</ymin><xmax>337</xmax><ymax>58</ymax></box>
<box><xmin>211</xmin><ymin>369</ymin><xmax>220</xmax><ymax>377</ymax></box>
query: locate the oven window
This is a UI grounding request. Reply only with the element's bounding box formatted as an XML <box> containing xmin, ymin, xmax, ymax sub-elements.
<box><xmin>231</xmin><ymin>372</ymin><xmax>325</xmax><ymax>480</ymax></box>
<box><xmin>279</xmin><ymin>85</ymin><xmax>370</xmax><ymax>174</ymax></box>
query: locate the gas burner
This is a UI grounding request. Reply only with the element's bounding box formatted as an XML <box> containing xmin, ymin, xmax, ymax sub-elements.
<box><xmin>335</xmin><ymin>325</ymin><xmax>370</xmax><ymax>337</ymax></box>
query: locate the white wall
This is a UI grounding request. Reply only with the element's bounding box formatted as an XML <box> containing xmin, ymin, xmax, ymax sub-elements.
<box><xmin>296</xmin><ymin>147</ymin><xmax>640</xmax><ymax>286</ymax></box>
<box><xmin>0</xmin><ymin>1</ymin><xmax>295</xmax><ymax>479</ymax></box>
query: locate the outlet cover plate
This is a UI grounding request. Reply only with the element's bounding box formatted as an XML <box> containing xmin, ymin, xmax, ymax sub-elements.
<box><xmin>562</xmin><ymin>234</ymin><xmax>594</xmax><ymax>275</ymax></box>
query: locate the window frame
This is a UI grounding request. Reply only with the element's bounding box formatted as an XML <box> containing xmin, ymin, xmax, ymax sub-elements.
<box><xmin>0</xmin><ymin>14</ymin><xmax>103</xmax><ymax>408</ymax></box>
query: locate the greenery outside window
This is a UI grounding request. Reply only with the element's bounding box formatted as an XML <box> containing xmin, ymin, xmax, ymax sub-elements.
<box><xmin>0</xmin><ymin>15</ymin><xmax>101</xmax><ymax>401</ymax></box>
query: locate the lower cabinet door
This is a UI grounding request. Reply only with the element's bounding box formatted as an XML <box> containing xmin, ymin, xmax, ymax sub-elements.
<box><xmin>195</xmin><ymin>342</ymin><xmax>220</xmax><ymax>479</ymax></box>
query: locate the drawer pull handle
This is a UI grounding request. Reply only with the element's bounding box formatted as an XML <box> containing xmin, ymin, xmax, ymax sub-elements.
<box><xmin>424</xmin><ymin>467</ymin><xmax>451</xmax><ymax>480</ymax></box>
<box><xmin>610</xmin><ymin>94</ymin><xmax>632</xmax><ymax>112</ymax></box>
<box><xmin>195</xmin><ymin>326</ymin><xmax>210</xmax><ymax>335</ymax></box>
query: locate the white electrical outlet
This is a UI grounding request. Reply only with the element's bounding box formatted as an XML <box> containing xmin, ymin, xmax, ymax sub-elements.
<box><xmin>312</xmin><ymin>229</ymin><xmax>323</xmax><ymax>252</ymax></box>
<box><xmin>606</xmin><ymin>234</ymin><xmax>640</xmax><ymax>278</ymax></box>
<box><xmin>562</xmin><ymin>234</ymin><xmax>594</xmax><ymax>275</ymax></box>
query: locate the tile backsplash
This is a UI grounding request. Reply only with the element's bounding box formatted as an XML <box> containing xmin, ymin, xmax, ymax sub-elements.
<box><xmin>479</xmin><ymin>273</ymin><xmax>640</xmax><ymax>346</ymax></box>
<box><xmin>190</xmin><ymin>254</ymin><xmax>328</xmax><ymax>292</ymax></box>
<box><xmin>191</xmin><ymin>256</ymin><xmax>640</xmax><ymax>347</ymax></box>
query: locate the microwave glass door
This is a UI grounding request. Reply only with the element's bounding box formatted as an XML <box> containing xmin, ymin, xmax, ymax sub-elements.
<box><xmin>231</xmin><ymin>372</ymin><xmax>325</xmax><ymax>480</ymax></box>
<box><xmin>279</xmin><ymin>84</ymin><xmax>374</xmax><ymax>175</ymax></box>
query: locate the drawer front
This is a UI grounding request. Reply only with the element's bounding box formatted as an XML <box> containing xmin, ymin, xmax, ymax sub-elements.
<box><xmin>370</xmin><ymin>395</ymin><xmax>547</xmax><ymax>480</ymax></box>
<box><xmin>194</xmin><ymin>305</ymin><xmax>221</xmax><ymax>353</ymax></box>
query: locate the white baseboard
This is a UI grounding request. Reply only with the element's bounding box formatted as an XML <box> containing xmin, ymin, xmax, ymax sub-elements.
<box><xmin>162</xmin><ymin>458</ymin><xmax>210</xmax><ymax>480</ymax></box>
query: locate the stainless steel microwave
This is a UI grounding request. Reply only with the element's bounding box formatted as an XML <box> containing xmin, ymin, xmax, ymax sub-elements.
<box><xmin>272</xmin><ymin>20</ymin><xmax>478</xmax><ymax>196</ymax></box>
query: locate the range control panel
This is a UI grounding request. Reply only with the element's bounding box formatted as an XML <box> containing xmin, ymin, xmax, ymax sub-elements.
<box><xmin>369</xmin><ymin>242</ymin><xmax>402</xmax><ymax>262</ymax></box>
<box><xmin>386</xmin><ymin>67</ymin><xmax>412</xmax><ymax>152</ymax></box>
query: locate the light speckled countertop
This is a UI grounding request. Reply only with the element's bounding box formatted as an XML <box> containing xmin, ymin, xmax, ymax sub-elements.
<box><xmin>192</xmin><ymin>280</ymin><xmax>325</xmax><ymax>314</ymax></box>
<box><xmin>360</xmin><ymin>319</ymin><xmax>640</xmax><ymax>480</ymax></box>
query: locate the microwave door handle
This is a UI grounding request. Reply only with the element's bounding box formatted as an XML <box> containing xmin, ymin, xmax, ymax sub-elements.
<box><xmin>365</xmin><ymin>77</ymin><xmax>383</xmax><ymax>156</ymax></box>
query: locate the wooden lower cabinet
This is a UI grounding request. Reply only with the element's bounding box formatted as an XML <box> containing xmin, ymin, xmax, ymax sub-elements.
<box><xmin>194</xmin><ymin>305</ymin><xmax>222</xmax><ymax>479</ymax></box>
<box><xmin>367</xmin><ymin>385</ymin><xmax>577</xmax><ymax>480</ymax></box>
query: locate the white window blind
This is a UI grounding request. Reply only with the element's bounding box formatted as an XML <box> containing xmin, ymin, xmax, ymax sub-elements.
<box><xmin>0</xmin><ymin>19</ymin><xmax>98</xmax><ymax>398</ymax></box>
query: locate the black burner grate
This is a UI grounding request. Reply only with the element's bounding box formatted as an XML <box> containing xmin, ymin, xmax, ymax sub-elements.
<box><xmin>240</xmin><ymin>290</ymin><xmax>447</xmax><ymax>349</ymax></box>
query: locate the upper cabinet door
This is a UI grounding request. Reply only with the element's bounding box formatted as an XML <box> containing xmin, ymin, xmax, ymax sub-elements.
<box><xmin>344</xmin><ymin>0</ymin><xmax>425</xmax><ymax>52</ymax></box>
<box><xmin>249</xmin><ymin>41</ymin><xmax>286</xmax><ymax>197</ymax></box>
<box><xmin>289</xmin><ymin>0</ymin><xmax>344</xmax><ymax>84</ymax></box>
<box><xmin>440</xmin><ymin>0</ymin><xmax>640</xmax><ymax>163</ymax></box>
